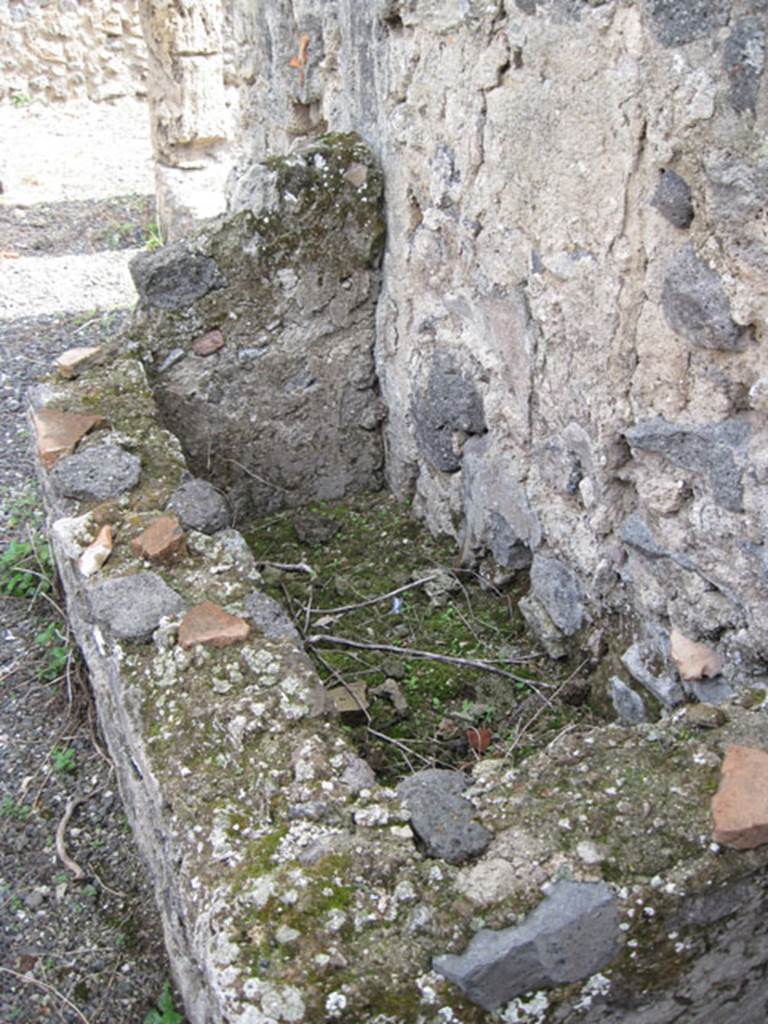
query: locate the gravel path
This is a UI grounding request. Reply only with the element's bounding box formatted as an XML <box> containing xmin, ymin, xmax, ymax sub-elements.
<box><xmin>1</xmin><ymin>100</ymin><xmax>182</xmax><ymax>1024</ymax></box>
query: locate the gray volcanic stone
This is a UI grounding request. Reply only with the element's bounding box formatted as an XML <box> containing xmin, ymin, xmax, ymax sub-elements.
<box><xmin>397</xmin><ymin>769</ymin><xmax>491</xmax><ymax>864</ymax></box>
<box><xmin>610</xmin><ymin>676</ymin><xmax>648</xmax><ymax>725</ymax></box>
<box><xmin>244</xmin><ymin>590</ymin><xmax>301</xmax><ymax>643</ymax></box>
<box><xmin>651</xmin><ymin>170</ymin><xmax>694</xmax><ymax>228</ymax></box>
<box><xmin>88</xmin><ymin>572</ymin><xmax>185</xmax><ymax>641</ymax></box>
<box><xmin>130</xmin><ymin>242</ymin><xmax>223</xmax><ymax>311</ymax></box>
<box><xmin>434</xmin><ymin>880</ymin><xmax>621</xmax><ymax>1010</ymax></box>
<box><xmin>518</xmin><ymin>594</ymin><xmax>568</xmax><ymax>659</ymax></box>
<box><xmin>167</xmin><ymin>478</ymin><xmax>229</xmax><ymax>534</ymax></box>
<box><xmin>621</xmin><ymin>512</ymin><xmax>667</xmax><ymax>560</ymax></box>
<box><xmin>661</xmin><ymin>244</ymin><xmax>746</xmax><ymax>351</ymax></box>
<box><xmin>646</xmin><ymin>0</ymin><xmax>731</xmax><ymax>48</ymax></box>
<box><xmin>529</xmin><ymin>555</ymin><xmax>584</xmax><ymax>635</ymax></box>
<box><xmin>624</xmin><ymin>416</ymin><xmax>750</xmax><ymax>512</ymax></box>
<box><xmin>412</xmin><ymin>351</ymin><xmax>486</xmax><ymax>473</ymax></box>
<box><xmin>622</xmin><ymin>642</ymin><xmax>684</xmax><ymax>707</ymax></box>
<box><xmin>48</xmin><ymin>444</ymin><xmax>141</xmax><ymax>501</ymax></box>
<box><xmin>723</xmin><ymin>18</ymin><xmax>765</xmax><ymax>115</ymax></box>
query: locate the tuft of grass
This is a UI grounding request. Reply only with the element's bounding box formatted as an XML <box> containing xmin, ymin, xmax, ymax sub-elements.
<box><xmin>34</xmin><ymin>621</ymin><xmax>71</xmax><ymax>682</ymax></box>
<box><xmin>145</xmin><ymin>221</ymin><xmax>163</xmax><ymax>252</ymax></box>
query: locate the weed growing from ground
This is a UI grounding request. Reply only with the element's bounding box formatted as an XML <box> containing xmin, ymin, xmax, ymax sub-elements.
<box><xmin>51</xmin><ymin>745</ymin><xmax>77</xmax><ymax>775</ymax></box>
<box><xmin>34</xmin><ymin>621</ymin><xmax>71</xmax><ymax>681</ymax></box>
<box><xmin>144</xmin><ymin>981</ymin><xmax>183</xmax><ymax>1024</ymax></box>
<box><xmin>145</xmin><ymin>221</ymin><xmax>163</xmax><ymax>252</ymax></box>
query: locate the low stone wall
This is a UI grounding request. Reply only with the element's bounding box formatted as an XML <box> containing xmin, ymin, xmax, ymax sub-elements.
<box><xmin>0</xmin><ymin>0</ymin><xmax>147</xmax><ymax>103</ymax></box>
<box><xmin>29</xmin><ymin>343</ymin><xmax>768</xmax><ymax>1022</ymax></box>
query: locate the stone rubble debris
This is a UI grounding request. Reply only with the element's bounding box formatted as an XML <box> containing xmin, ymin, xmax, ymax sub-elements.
<box><xmin>685</xmin><ymin>704</ymin><xmax>727</xmax><ymax>730</ymax></box>
<box><xmin>610</xmin><ymin>676</ymin><xmax>648</xmax><ymax>725</ymax></box>
<box><xmin>166</xmin><ymin>477</ymin><xmax>230</xmax><ymax>534</ymax></box>
<box><xmin>54</xmin><ymin>345</ymin><xmax>103</xmax><ymax>379</ymax></box>
<box><xmin>48</xmin><ymin>442</ymin><xmax>142</xmax><ymax>501</ymax></box>
<box><xmin>244</xmin><ymin>590</ymin><xmax>302</xmax><ymax>643</ymax></box>
<box><xmin>191</xmin><ymin>328</ymin><xmax>225</xmax><ymax>356</ymax></box>
<box><xmin>622</xmin><ymin>642</ymin><xmax>684</xmax><ymax>707</ymax></box>
<box><xmin>327</xmin><ymin>680</ymin><xmax>369</xmax><ymax>720</ymax></box>
<box><xmin>397</xmin><ymin>768</ymin><xmax>492</xmax><ymax>865</ymax></box>
<box><xmin>88</xmin><ymin>572</ymin><xmax>185</xmax><ymax>642</ymax></box>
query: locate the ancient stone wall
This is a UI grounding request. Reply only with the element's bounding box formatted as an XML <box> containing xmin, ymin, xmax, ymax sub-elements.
<box><xmin>28</xmin><ymin>343</ymin><xmax>768</xmax><ymax>1024</ymax></box>
<box><xmin>129</xmin><ymin>134</ymin><xmax>386</xmax><ymax>518</ymax></box>
<box><xmin>218</xmin><ymin>0</ymin><xmax>768</xmax><ymax>691</ymax></box>
<box><xmin>0</xmin><ymin>0</ymin><xmax>147</xmax><ymax>102</ymax></box>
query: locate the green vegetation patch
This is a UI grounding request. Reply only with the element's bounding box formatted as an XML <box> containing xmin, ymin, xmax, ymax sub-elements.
<box><xmin>242</xmin><ymin>492</ymin><xmax>593</xmax><ymax>782</ymax></box>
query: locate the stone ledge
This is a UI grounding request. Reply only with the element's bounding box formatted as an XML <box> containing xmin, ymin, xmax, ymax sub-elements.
<box><xmin>29</xmin><ymin>353</ymin><xmax>768</xmax><ymax>1023</ymax></box>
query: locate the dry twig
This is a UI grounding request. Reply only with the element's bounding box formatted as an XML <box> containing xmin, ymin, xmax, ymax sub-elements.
<box><xmin>306</xmin><ymin>633</ymin><xmax>554</xmax><ymax>704</ymax></box>
<box><xmin>55</xmin><ymin>793</ymin><xmax>86</xmax><ymax>880</ymax></box>
<box><xmin>257</xmin><ymin>559</ymin><xmax>315</xmax><ymax>576</ymax></box>
<box><xmin>306</xmin><ymin>574</ymin><xmax>441</xmax><ymax>616</ymax></box>
<box><xmin>0</xmin><ymin>966</ymin><xmax>92</xmax><ymax>1024</ymax></box>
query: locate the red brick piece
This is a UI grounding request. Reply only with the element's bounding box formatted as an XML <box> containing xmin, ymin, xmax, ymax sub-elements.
<box><xmin>131</xmin><ymin>515</ymin><xmax>187</xmax><ymax>563</ymax></box>
<box><xmin>178</xmin><ymin>601</ymin><xmax>250</xmax><ymax>649</ymax></box>
<box><xmin>712</xmin><ymin>745</ymin><xmax>768</xmax><ymax>849</ymax></box>
<box><xmin>32</xmin><ymin>408</ymin><xmax>106</xmax><ymax>469</ymax></box>
<box><xmin>191</xmin><ymin>328</ymin><xmax>225</xmax><ymax>356</ymax></box>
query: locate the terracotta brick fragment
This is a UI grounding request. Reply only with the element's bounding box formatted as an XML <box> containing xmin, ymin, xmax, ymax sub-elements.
<box><xmin>131</xmin><ymin>515</ymin><xmax>187</xmax><ymax>563</ymax></box>
<box><xmin>191</xmin><ymin>328</ymin><xmax>225</xmax><ymax>356</ymax></box>
<box><xmin>55</xmin><ymin>345</ymin><xmax>102</xmax><ymax>379</ymax></box>
<box><xmin>712</xmin><ymin>745</ymin><xmax>768</xmax><ymax>849</ymax></box>
<box><xmin>32</xmin><ymin>408</ymin><xmax>106</xmax><ymax>469</ymax></box>
<box><xmin>178</xmin><ymin>601</ymin><xmax>250</xmax><ymax>649</ymax></box>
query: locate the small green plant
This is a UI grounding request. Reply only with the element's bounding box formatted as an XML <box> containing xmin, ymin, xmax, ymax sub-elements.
<box><xmin>51</xmin><ymin>745</ymin><xmax>77</xmax><ymax>775</ymax></box>
<box><xmin>145</xmin><ymin>221</ymin><xmax>163</xmax><ymax>252</ymax></box>
<box><xmin>0</xmin><ymin>537</ymin><xmax>54</xmax><ymax>598</ymax></box>
<box><xmin>10</xmin><ymin>91</ymin><xmax>32</xmax><ymax>107</ymax></box>
<box><xmin>144</xmin><ymin>981</ymin><xmax>183</xmax><ymax>1024</ymax></box>
<box><xmin>35</xmin><ymin>622</ymin><xmax>71</xmax><ymax>681</ymax></box>
<box><xmin>0</xmin><ymin>795</ymin><xmax>31</xmax><ymax>820</ymax></box>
